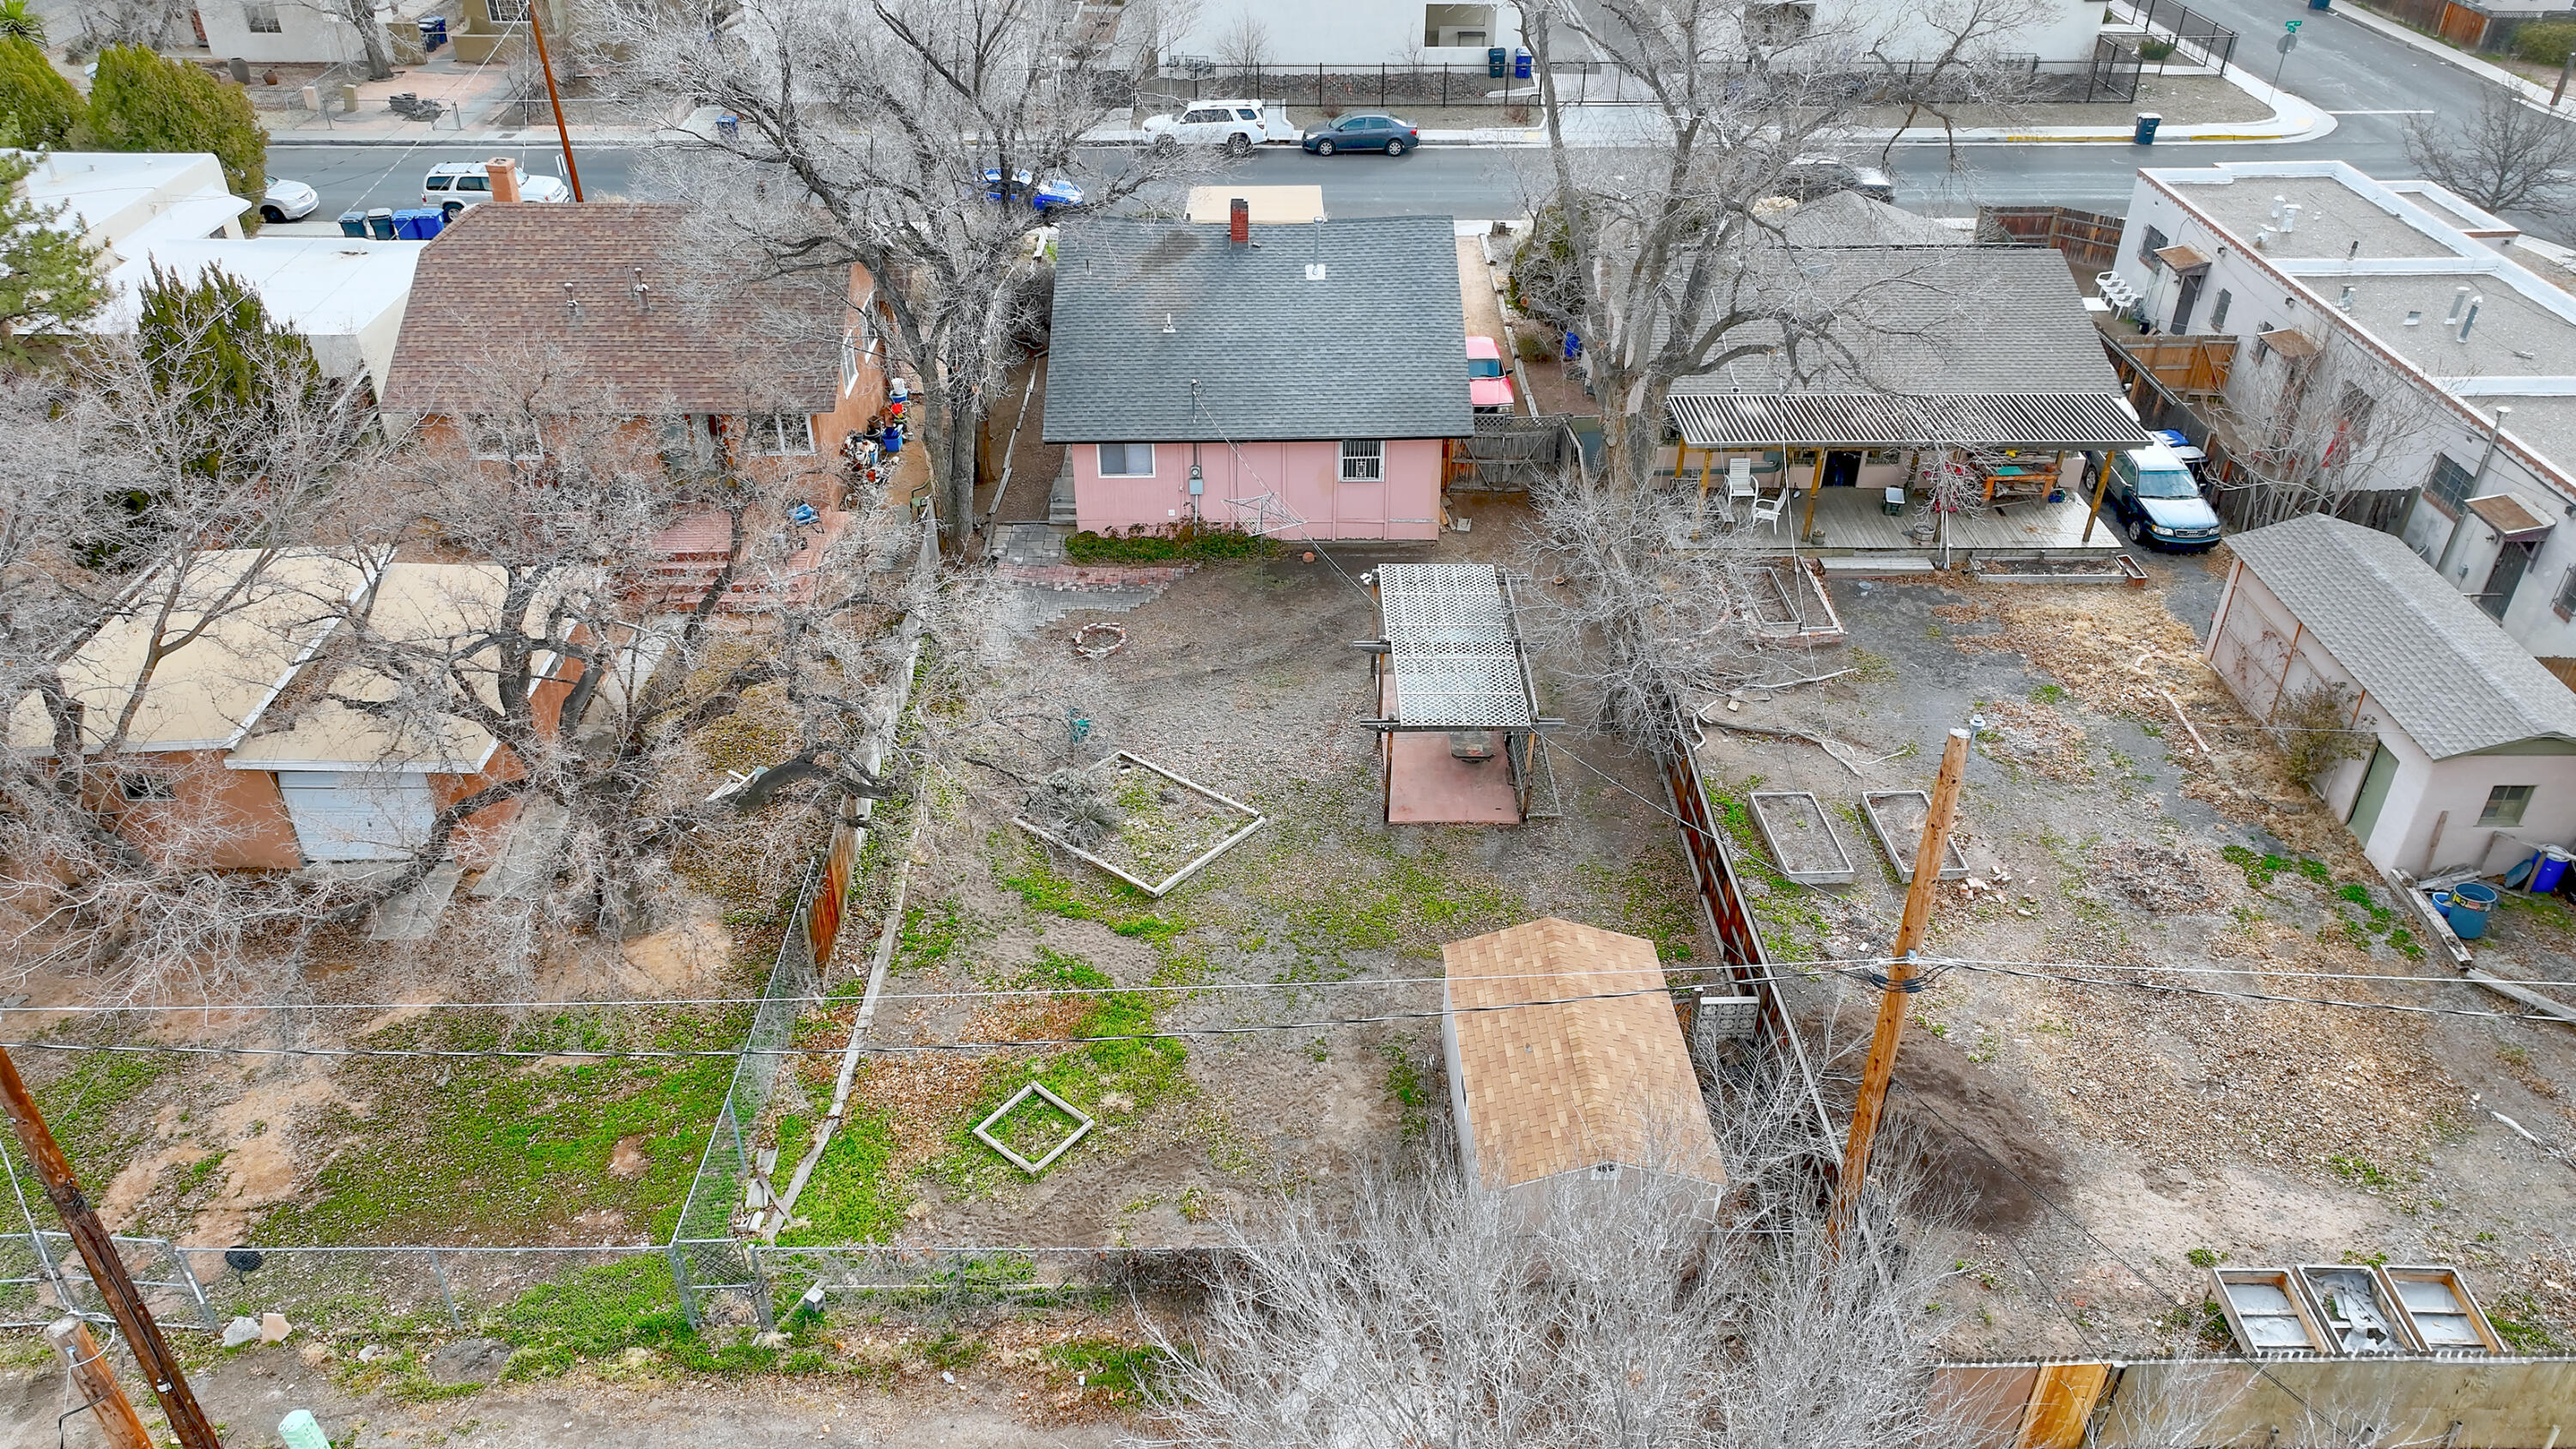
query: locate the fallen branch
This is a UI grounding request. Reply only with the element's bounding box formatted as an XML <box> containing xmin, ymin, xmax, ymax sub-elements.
<box><xmin>1695</xmin><ymin>715</ymin><xmax>1866</xmax><ymax>776</ymax></box>
<box><xmin>2159</xmin><ymin>688</ymin><xmax>2212</xmax><ymax>757</ymax></box>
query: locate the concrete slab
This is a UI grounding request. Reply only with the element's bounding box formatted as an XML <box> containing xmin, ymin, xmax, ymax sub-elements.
<box><xmin>368</xmin><ymin>863</ymin><xmax>465</xmax><ymax>941</ymax></box>
<box><xmin>471</xmin><ymin>800</ymin><xmax>569</xmax><ymax>899</ymax></box>
<box><xmin>1382</xmin><ymin>670</ymin><xmax>1521</xmax><ymax>825</ymax></box>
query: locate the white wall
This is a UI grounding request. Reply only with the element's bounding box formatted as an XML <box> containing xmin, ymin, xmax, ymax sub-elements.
<box><xmin>2115</xmin><ymin>171</ymin><xmax>2576</xmax><ymax>664</ymax></box>
<box><xmin>1168</xmin><ymin>2</ymin><xmax>1524</xmax><ymax>68</ymax></box>
<box><xmin>1807</xmin><ymin>0</ymin><xmax>2101</xmax><ymax>64</ymax></box>
<box><xmin>197</xmin><ymin>0</ymin><xmax>366</xmax><ymax>65</ymax></box>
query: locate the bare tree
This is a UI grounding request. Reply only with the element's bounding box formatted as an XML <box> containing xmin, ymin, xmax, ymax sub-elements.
<box><xmin>585</xmin><ymin>0</ymin><xmax>1206</xmax><ymax>550</ymax></box>
<box><xmin>1155</xmin><ymin>1061</ymin><xmax>1964</xmax><ymax>1448</ymax></box>
<box><xmin>1213</xmin><ymin>7</ymin><xmax>1272</xmax><ymax>89</ymax></box>
<box><xmin>322</xmin><ymin>0</ymin><xmax>399</xmax><ymax>82</ymax></box>
<box><xmin>2404</xmin><ymin>86</ymin><xmax>2576</xmax><ymax>219</ymax></box>
<box><xmin>1872</xmin><ymin>0</ymin><xmax>2060</xmax><ymax>166</ymax></box>
<box><xmin>2211</xmin><ymin>327</ymin><xmax>2444</xmax><ymax>529</ymax></box>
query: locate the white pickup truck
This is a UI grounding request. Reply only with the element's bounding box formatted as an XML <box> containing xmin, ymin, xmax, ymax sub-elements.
<box><xmin>1139</xmin><ymin>99</ymin><xmax>1301</xmax><ymax>157</ymax></box>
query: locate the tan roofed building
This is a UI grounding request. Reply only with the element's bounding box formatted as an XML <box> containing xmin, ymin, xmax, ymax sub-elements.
<box><xmin>1440</xmin><ymin>917</ymin><xmax>1725</xmax><ymax>1212</ymax></box>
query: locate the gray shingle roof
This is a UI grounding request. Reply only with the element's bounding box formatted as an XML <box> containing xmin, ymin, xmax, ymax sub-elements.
<box><xmin>1685</xmin><ymin>246</ymin><xmax>2123</xmax><ymax>396</ymax></box>
<box><xmin>2226</xmin><ymin>514</ymin><xmax>2576</xmax><ymax>759</ymax></box>
<box><xmin>1042</xmin><ymin>216</ymin><xmax>1473</xmax><ymax>444</ymax></box>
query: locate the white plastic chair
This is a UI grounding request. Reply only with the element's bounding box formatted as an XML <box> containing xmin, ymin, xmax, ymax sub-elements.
<box><xmin>1727</xmin><ymin>457</ymin><xmax>1756</xmax><ymax>502</ymax></box>
<box><xmin>1749</xmin><ymin>490</ymin><xmax>1789</xmax><ymax>533</ymax></box>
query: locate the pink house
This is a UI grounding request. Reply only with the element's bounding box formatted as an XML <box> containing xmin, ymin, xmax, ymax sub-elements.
<box><xmin>1043</xmin><ymin>210</ymin><xmax>1472</xmax><ymax>542</ymax></box>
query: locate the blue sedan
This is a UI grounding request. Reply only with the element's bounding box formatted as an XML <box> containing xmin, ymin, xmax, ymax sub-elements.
<box><xmin>982</xmin><ymin>168</ymin><xmax>1083</xmax><ymax>211</ymax></box>
<box><xmin>1302</xmin><ymin>113</ymin><xmax>1419</xmax><ymax>156</ymax></box>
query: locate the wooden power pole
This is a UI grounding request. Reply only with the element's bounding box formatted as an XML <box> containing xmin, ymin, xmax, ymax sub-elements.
<box><xmin>1828</xmin><ymin>727</ymin><xmax>1971</xmax><ymax>1243</ymax></box>
<box><xmin>523</xmin><ymin>0</ymin><xmax>584</xmax><ymax>202</ymax></box>
<box><xmin>46</xmin><ymin>1317</ymin><xmax>154</xmax><ymax>1449</ymax></box>
<box><xmin>0</xmin><ymin>1045</ymin><xmax>221</xmax><ymax>1449</ymax></box>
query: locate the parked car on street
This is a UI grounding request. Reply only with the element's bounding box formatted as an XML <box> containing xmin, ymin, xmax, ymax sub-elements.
<box><xmin>1467</xmin><ymin>334</ymin><xmax>1512</xmax><ymax>411</ymax></box>
<box><xmin>1773</xmin><ymin>155</ymin><xmax>1896</xmax><ymax>204</ymax></box>
<box><xmin>260</xmin><ymin>176</ymin><xmax>319</xmax><ymax>223</ymax></box>
<box><xmin>1140</xmin><ymin>99</ymin><xmax>1294</xmax><ymax>156</ymax></box>
<box><xmin>421</xmin><ymin>161</ymin><xmax>572</xmax><ymax>216</ymax></box>
<box><xmin>1302</xmin><ymin>113</ymin><xmax>1419</xmax><ymax>156</ymax></box>
<box><xmin>981</xmin><ymin>168</ymin><xmax>1083</xmax><ymax>211</ymax></box>
<box><xmin>2099</xmin><ymin>441</ymin><xmax>2223</xmax><ymax>551</ymax></box>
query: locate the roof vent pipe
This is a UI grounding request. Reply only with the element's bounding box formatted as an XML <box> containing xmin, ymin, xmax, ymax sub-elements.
<box><xmin>2458</xmin><ymin>295</ymin><xmax>2482</xmax><ymax>342</ymax></box>
<box><xmin>2270</xmin><ymin>194</ymin><xmax>2286</xmax><ymax>221</ymax></box>
<box><xmin>2337</xmin><ymin>284</ymin><xmax>2354</xmax><ymax>311</ymax></box>
<box><xmin>2448</xmin><ymin>285</ymin><xmax>2471</xmax><ymax>322</ymax></box>
<box><xmin>1229</xmin><ymin>197</ymin><xmax>1249</xmax><ymax>245</ymax></box>
<box><xmin>1162</xmin><ymin>312</ymin><xmax>1176</xmax><ymax>334</ymax></box>
<box><xmin>634</xmin><ymin>266</ymin><xmax>649</xmax><ymax>311</ymax></box>
<box><xmin>2281</xmin><ymin>203</ymin><xmax>2300</xmax><ymax>234</ymax></box>
<box><xmin>563</xmin><ymin>281</ymin><xmax>580</xmax><ymax>322</ymax></box>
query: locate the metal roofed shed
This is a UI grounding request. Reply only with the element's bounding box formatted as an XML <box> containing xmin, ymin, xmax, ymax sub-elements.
<box><xmin>1440</xmin><ymin>917</ymin><xmax>1725</xmax><ymax>1217</ymax></box>
<box><xmin>1358</xmin><ymin>563</ymin><xmax>1558</xmax><ymax>825</ymax></box>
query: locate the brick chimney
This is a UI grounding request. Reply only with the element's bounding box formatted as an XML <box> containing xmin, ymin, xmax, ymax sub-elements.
<box><xmin>488</xmin><ymin>157</ymin><xmax>521</xmax><ymax>204</ymax></box>
<box><xmin>1229</xmin><ymin>197</ymin><xmax>1249</xmax><ymax>245</ymax></box>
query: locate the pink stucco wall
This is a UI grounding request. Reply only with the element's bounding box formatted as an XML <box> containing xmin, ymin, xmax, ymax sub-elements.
<box><xmin>1071</xmin><ymin>438</ymin><xmax>1444</xmax><ymax>541</ymax></box>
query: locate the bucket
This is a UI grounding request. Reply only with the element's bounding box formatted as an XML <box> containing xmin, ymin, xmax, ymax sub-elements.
<box><xmin>2447</xmin><ymin>881</ymin><xmax>2500</xmax><ymax>941</ymax></box>
<box><xmin>2533</xmin><ymin>846</ymin><xmax>2574</xmax><ymax>895</ymax></box>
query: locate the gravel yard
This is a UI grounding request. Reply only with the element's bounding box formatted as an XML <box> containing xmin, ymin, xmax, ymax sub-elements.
<box><xmin>1696</xmin><ymin>551</ymin><xmax>2576</xmax><ymax>1358</ymax></box>
<box><xmin>776</xmin><ymin>514</ymin><xmax>1710</xmax><ymax>1250</ymax></box>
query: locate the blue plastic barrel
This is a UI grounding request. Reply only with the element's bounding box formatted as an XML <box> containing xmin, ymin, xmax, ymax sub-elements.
<box><xmin>2448</xmin><ymin>881</ymin><xmax>2500</xmax><ymax>941</ymax></box>
<box><xmin>337</xmin><ymin>210</ymin><xmax>368</xmax><ymax>237</ymax></box>
<box><xmin>2534</xmin><ymin>847</ymin><xmax>2573</xmax><ymax>894</ymax></box>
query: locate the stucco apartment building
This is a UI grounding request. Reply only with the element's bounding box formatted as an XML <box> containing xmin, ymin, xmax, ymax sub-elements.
<box><xmin>2110</xmin><ymin>161</ymin><xmax>2576</xmax><ymax>671</ymax></box>
<box><xmin>1043</xmin><ymin>210</ymin><xmax>1471</xmax><ymax>541</ymax></box>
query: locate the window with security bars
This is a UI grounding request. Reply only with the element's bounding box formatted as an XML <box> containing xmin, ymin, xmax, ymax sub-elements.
<box><xmin>472</xmin><ymin>421</ymin><xmax>543</xmax><ymax>461</ymax></box>
<box><xmin>1340</xmin><ymin>440</ymin><xmax>1383</xmax><ymax>481</ymax></box>
<box><xmin>748</xmin><ymin>414</ymin><xmax>816</xmax><ymax>456</ymax></box>
<box><xmin>2557</xmin><ymin>567</ymin><xmax>2576</xmax><ymax>620</ymax></box>
<box><xmin>2138</xmin><ymin>223</ymin><xmax>2167</xmax><ymax>270</ymax></box>
<box><xmin>2425</xmin><ymin>453</ymin><xmax>2475</xmax><ymax>515</ymax></box>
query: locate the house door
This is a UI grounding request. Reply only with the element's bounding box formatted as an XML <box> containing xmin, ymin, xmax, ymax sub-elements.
<box><xmin>2480</xmin><ymin>539</ymin><xmax>2537</xmax><ymax>621</ymax></box>
<box><xmin>2346</xmin><ymin>745</ymin><xmax>2399</xmax><ymax>849</ymax></box>
<box><xmin>276</xmin><ymin>770</ymin><xmax>439</xmax><ymax>861</ymax></box>
<box><xmin>2171</xmin><ymin>272</ymin><xmax>2205</xmax><ymax>333</ymax></box>
<box><xmin>1823</xmin><ymin>451</ymin><xmax>1862</xmax><ymax>488</ymax></box>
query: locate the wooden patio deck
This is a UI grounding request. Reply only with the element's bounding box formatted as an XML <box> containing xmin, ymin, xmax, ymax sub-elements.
<box><xmin>1769</xmin><ymin>489</ymin><xmax>2122</xmax><ymax>557</ymax></box>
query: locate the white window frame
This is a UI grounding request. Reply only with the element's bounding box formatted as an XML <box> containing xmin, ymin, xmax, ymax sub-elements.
<box><xmin>471</xmin><ymin>420</ymin><xmax>544</xmax><ymax>461</ymax></box>
<box><xmin>2480</xmin><ymin>784</ymin><xmax>2535</xmax><ymax>828</ymax></box>
<box><xmin>244</xmin><ymin>0</ymin><xmax>283</xmax><ymax>31</ymax></box>
<box><xmin>749</xmin><ymin>413</ymin><xmax>817</xmax><ymax>457</ymax></box>
<box><xmin>1340</xmin><ymin>439</ymin><xmax>1384</xmax><ymax>482</ymax></box>
<box><xmin>1097</xmin><ymin>442</ymin><xmax>1154</xmax><ymax>477</ymax></box>
<box><xmin>841</xmin><ymin>332</ymin><xmax>861</xmax><ymax>395</ymax></box>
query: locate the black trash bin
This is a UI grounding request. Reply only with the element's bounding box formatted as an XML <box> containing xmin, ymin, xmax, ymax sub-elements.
<box><xmin>365</xmin><ymin>207</ymin><xmax>396</xmax><ymax>240</ymax></box>
<box><xmin>2133</xmin><ymin>112</ymin><xmax>2162</xmax><ymax>144</ymax></box>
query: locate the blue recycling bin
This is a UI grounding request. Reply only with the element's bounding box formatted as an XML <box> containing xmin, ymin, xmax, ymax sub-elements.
<box><xmin>2307</xmin><ymin>0</ymin><xmax>2330</xmax><ymax>9</ymax></box>
<box><xmin>1513</xmin><ymin>47</ymin><xmax>1532</xmax><ymax>79</ymax></box>
<box><xmin>337</xmin><ymin>210</ymin><xmax>368</xmax><ymax>238</ymax></box>
<box><xmin>2134</xmin><ymin>112</ymin><xmax>2161</xmax><ymax>144</ymax></box>
<box><xmin>390</xmin><ymin>207</ymin><xmax>442</xmax><ymax>240</ymax></box>
<box><xmin>1562</xmin><ymin>330</ymin><xmax>1582</xmax><ymax>362</ymax></box>
<box><xmin>416</xmin><ymin>15</ymin><xmax>446</xmax><ymax>49</ymax></box>
<box><xmin>1487</xmin><ymin>46</ymin><xmax>1507</xmax><ymax>78</ymax></box>
<box><xmin>717</xmin><ymin>113</ymin><xmax>740</xmax><ymax>139</ymax></box>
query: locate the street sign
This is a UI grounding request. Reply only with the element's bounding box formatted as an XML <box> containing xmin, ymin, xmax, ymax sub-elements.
<box><xmin>2277</xmin><ymin>31</ymin><xmax>2299</xmax><ymax>52</ymax></box>
<box><xmin>2285</xmin><ymin>18</ymin><xmax>2303</xmax><ymax>30</ymax></box>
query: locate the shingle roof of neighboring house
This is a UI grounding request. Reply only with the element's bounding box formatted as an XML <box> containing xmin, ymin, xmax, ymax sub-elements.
<box><xmin>1442</xmin><ymin>917</ymin><xmax>1724</xmax><ymax>1193</ymax></box>
<box><xmin>1777</xmin><ymin>191</ymin><xmax>1971</xmax><ymax>249</ymax></box>
<box><xmin>1665</xmin><ymin>245</ymin><xmax>2149</xmax><ymax>449</ymax></box>
<box><xmin>2227</xmin><ymin>514</ymin><xmax>2576</xmax><ymax>759</ymax></box>
<box><xmin>1042</xmin><ymin>216</ymin><xmax>1473</xmax><ymax>444</ymax></box>
<box><xmin>379</xmin><ymin>204</ymin><xmax>838</xmax><ymax>417</ymax></box>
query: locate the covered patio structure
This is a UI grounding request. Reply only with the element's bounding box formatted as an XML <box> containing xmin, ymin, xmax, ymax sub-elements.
<box><xmin>1666</xmin><ymin>385</ymin><xmax>2155</xmax><ymax>558</ymax></box>
<box><xmin>1358</xmin><ymin>563</ymin><xmax>1559</xmax><ymax>825</ymax></box>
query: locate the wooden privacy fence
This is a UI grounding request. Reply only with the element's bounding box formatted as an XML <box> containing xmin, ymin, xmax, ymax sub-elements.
<box><xmin>2112</xmin><ymin>335</ymin><xmax>2237</xmax><ymax>397</ymax></box>
<box><xmin>1936</xmin><ymin>1355</ymin><xmax>2576</xmax><ymax>1447</ymax></box>
<box><xmin>1977</xmin><ymin>205</ymin><xmax>2127</xmax><ymax>274</ymax></box>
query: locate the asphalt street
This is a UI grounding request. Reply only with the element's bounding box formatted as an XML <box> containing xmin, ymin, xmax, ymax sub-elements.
<box><xmin>270</xmin><ymin>2</ymin><xmax>2559</xmax><ymax>240</ymax></box>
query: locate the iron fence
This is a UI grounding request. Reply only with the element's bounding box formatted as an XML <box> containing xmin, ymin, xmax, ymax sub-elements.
<box><xmin>2111</xmin><ymin>0</ymin><xmax>2242</xmax><ymax>73</ymax></box>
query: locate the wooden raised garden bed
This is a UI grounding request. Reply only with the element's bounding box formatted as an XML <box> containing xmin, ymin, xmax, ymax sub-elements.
<box><xmin>1859</xmin><ymin>789</ymin><xmax>1971</xmax><ymax>884</ymax></box>
<box><xmin>1747</xmin><ymin>790</ymin><xmax>1855</xmax><ymax>886</ymax></box>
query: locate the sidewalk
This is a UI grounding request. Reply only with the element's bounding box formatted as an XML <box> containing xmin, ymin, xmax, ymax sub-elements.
<box><xmin>2331</xmin><ymin>1</ymin><xmax>2571</xmax><ymax>109</ymax></box>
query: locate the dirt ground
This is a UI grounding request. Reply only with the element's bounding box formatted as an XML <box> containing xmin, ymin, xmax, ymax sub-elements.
<box><xmin>754</xmin><ymin>503</ymin><xmax>1705</xmax><ymax>1250</ymax></box>
<box><xmin>1696</xmin><ymin>551</ymin><xmax>2576</xmax><ymax>1357</ymax></box>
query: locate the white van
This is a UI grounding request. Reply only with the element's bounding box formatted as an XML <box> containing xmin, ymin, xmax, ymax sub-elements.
<box><xmin>421</xmin><ymin>161</ymin><xmax>573</xmax><ymax>214</ymax></box>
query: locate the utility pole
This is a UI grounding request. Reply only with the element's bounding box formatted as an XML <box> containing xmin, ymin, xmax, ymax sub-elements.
<box><xmin>0</xmin><ymin>1045</ymin><xmax>220</xmax><ymax>1449</ymax></box>
<box><xmin>1827</xmin><ymin>727</ymin><xmax>1970</xmax><ymax>1245</ymax></box>
<box><xmin>524</xmin><ymin>0</ymin><xmax>584</xmax><ymax>201</ymax></box>
<box><xmin>2555</xmin><ymin>48</ymin><xmax>2573</xmax><ymax>108</ymax></box>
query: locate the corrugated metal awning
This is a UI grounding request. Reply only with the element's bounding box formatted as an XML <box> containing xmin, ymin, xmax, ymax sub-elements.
<box><xmin>1665</xmin><ymin>388</ymin><xmax>2154</xmax><ymax>450</ymax></box>
<box><xmin>1376</xmin><ymin>563</ymin><xmax>1536</xmax><ymax>730</ymax></box>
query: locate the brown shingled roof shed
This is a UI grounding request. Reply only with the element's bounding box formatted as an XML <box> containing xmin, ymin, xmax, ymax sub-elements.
<box><xmin>377</xmin><ymin>203</ymin><xmax>841</xmax><ymax>417</ymax></box>
<box><xmin>1440</xmin><ymin>917</ymin><xmax>1725</xmax><ymax>1203</ymax></box>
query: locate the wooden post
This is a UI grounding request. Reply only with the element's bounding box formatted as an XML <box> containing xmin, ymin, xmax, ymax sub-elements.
<box><xmin>1828</xmin><ymin>728</ymin><xmax>1971</xmax><ymax>1244</ymax></box>
<box><xmin>45</xmin><ymin>1318</ymin><xmax>154</xmax><ymax>1449</ymax></box>
<box><xmin>2081</xmin><ymin>453</ymin><xmax>2114</xmax><ymax>544</ymax></box>
<box><xmin>0</xmin><ymin>1046</ymin><xmax>220</xmax><ymax>1449</ymax></box>
<box><xmin>1797</xmin><ymin>448</ymin><xmax>1827</xmax><ymax>541</ymax></box>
